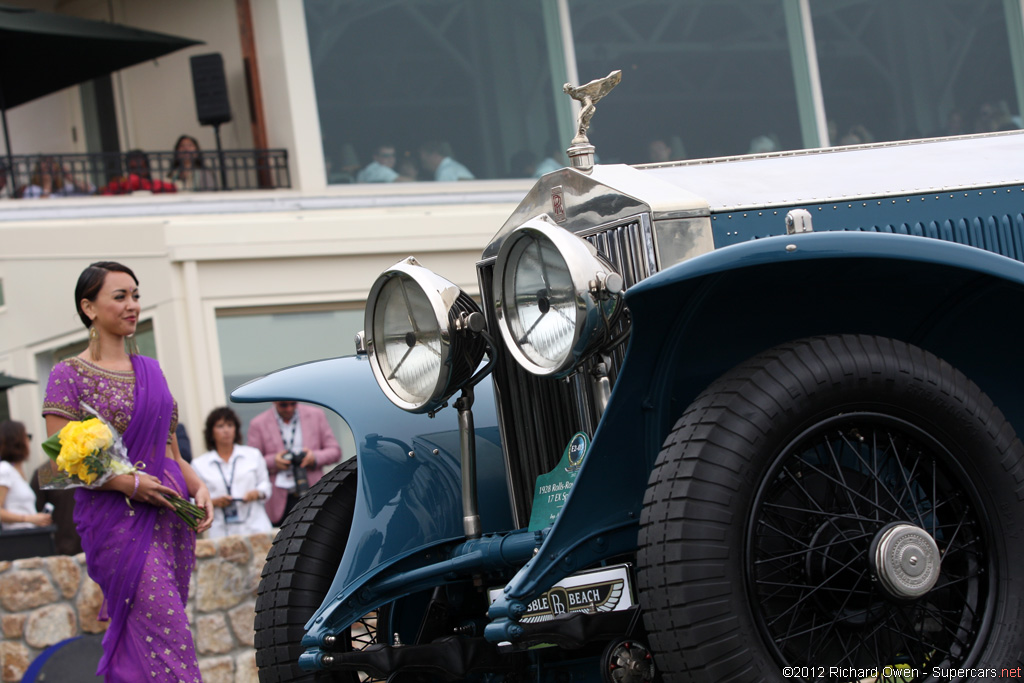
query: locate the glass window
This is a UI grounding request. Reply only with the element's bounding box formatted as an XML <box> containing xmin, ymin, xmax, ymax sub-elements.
<box><xmin>811</xmin><ymin>0</ymin><xmax>1021</xmax><ymax>144</ymax></box>
<box><xmin>570</xmin><ymin>0</ymin><xmax>804</xmax><ymax>162</ymax></box>
<box><xmin>304</xmin><ymin>0</ymin><xmax>566</xmax><ymax>183</ymax></box>
<box><xmin>216</xmin><ymin>308</ymin><xmax>361</xmax><ymax>462</ymax></box>
<box><xmin>0</xmin><ymin>279</ymin><xmax>5</xmax><ymax>308</ymax></box>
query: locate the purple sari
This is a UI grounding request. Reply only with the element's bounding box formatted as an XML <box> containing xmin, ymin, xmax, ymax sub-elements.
<box><xmin>44</xmin><ymin>355</ymin><xmax>200</xmax><ymax>682</ymax></box>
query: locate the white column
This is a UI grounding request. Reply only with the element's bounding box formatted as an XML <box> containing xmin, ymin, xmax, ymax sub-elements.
<box><xmin>251</xmin><ymin>0</ymin><xmax>327</xmax><ymax>193</ymax></box>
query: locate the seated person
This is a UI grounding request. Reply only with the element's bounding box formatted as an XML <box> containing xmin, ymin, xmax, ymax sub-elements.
<box><xmin>22</xmin><ymin>156</ymin><xmax>95</xmax><ymax>198</ymax></box>
<box><xmin>357</xmin><ymin>144</ymin><xmax>400</xmax><ymax>183</ymax></box>
<box><xmin>167</xmin><ymin>135</ymin><xmax>217</xmax><ymax>191</ymax></box>
<box><xmin>419</xmin><ymin>140</ymin><xmax>474</xmax><ymax>181</ymax></box>
<box><xmin>101</xmin><ymin>150</ymin><xmax>176</xmax><ymax>194</ymax></box>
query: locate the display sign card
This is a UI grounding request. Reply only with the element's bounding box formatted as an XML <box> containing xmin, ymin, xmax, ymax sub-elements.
<box><xmin>528</xmin><ymin>432</ymin><xmax>589</xmax><ymax>531</ymax></box>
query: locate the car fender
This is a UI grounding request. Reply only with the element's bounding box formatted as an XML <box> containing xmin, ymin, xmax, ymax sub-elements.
<box><xmin>231</xmin><ymin>356</ymin><xmax>512</xmax><ymax>629</ymax></box>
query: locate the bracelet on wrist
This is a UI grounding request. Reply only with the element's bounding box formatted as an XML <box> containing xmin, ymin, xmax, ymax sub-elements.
<box><xmin>130</xmin><ymin>473</ymin><xmax>140</xmax><ymax>499</ymax></box>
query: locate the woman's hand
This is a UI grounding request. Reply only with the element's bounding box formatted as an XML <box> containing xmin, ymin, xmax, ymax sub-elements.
<box><xmin>26</xmin><ymin>512</ymin><xmax>53</xmax><ymax>526</ymax></box>
<box><xmin>193</xmin><ymin>485</ymin><xmax>214</xmax><ymax>534</ymax></box>
<box><xmin>129</xmin><ymin>472</ymin><xmax>179</xmax><ymax>511</ymax></box>
<box><xmin>212</xmin><ymin>495</ymin><xmax>232</xmax><ymax>508</ymax></box>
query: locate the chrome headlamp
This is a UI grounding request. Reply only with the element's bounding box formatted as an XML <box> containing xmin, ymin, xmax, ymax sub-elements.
<box><xmin>365</xmin><ymin>257</ymin><xmax>486</xmax><ymax>413</ymax></box>
<box><xmin>494</xmin><ymin>219</ymin><xmax>624</xmax><ymax>377</ymax></box>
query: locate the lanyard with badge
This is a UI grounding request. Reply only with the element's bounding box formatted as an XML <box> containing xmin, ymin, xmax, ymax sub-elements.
<box><xmin>214</xmin><ymin>457</ymin><xmax>243</xmax><ymax>524</ymax></box>
<box><xmin>278</xmin><ymin>418</ymin><xmax>309</xmax><ymax>494</ymax></box>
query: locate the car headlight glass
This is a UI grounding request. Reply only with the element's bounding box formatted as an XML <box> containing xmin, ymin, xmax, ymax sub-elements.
<box><xmin>495</xmin><ymin>219</ymin><xmax>623</xmax><ymax>377</ymax></box>
<box><xmin>374</xmin><ymin>273</ymin><xmax>443</xmax><ymax>405</ymax></box>
<box><xmin>365</xmin><ymin>257</ymin><xmax>486</xmax><ymax>412</ymax></box>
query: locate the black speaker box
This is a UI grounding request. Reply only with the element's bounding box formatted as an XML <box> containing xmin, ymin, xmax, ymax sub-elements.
<box><xmin>190</xmin><ymin>53</ymin><xmax>232</xmax><ymax>126</ymax></box>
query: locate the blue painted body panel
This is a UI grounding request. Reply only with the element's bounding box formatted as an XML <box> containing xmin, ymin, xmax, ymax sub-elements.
<box><xmin>711</xmin><ymin>184</ymin><xmax>1024</xmax><ymax>253</ymax></box>
<box><xmin>486</xmin><ymin>230</ymin><xmax>1024</xmax><ymax>636</ymax></box>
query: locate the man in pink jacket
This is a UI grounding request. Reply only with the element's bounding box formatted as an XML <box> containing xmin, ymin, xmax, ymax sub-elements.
<box><xmin>246</xmin><ymin>401</ymin><xmax>342</xmax><ymax>525</ymax></box>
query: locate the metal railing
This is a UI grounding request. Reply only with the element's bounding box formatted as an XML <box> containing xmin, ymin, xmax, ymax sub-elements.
<box><xmin>0</xmin><ymin>148</ymin><xmax>290</xmax><ymax>198</ymax></box>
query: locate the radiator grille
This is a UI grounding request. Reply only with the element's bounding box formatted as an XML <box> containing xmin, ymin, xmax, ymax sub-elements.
<box><xmin>480</xmin><ymin>216</ymin><xmax>654</xmax><ymax>526</ymax></box>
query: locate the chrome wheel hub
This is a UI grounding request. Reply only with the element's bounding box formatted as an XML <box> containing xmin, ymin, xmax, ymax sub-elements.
<box><xmin>872</xmin><ymin>523</ymin><xmax>941</xmax><ymax>599</ymax></box>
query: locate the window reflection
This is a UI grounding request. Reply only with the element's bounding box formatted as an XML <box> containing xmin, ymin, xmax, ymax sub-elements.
<box><xmin>304</xmin><ymin>0</ymin><xmax>1024</xmax><ymax>180</ymax></box>
<box><xmin>570</xmin><ymin>0</ymin><xmax>803</xmax><ymax>162</ymax></box>
<box><xmin>811</xmin><ymin>0</ymin><xmax>1020</xmax><ymax>144</ymax></box>
<box><xmin>304</xmin><ymin>0</ymin><xmax>561</xmax><ymax>183</ymax></box>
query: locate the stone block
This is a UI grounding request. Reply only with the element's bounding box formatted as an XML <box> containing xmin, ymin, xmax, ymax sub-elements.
<box><xmin>195</xmin><ymin>538</ymin><xmax>217</xmax><ymax>558</ymax></box>
<box><xmin>196</xmin><ymin>561</ymin><xmax>248</xmax><ymax>612</ymax></box>
<box><xmin>235</xmin><ymin>649</ymin><xmax>258</xmax><ymax>682</ymax></box>
<box><xmin>227</xmin><ymin>601</ymin><xmax>256</xmax><ymax>647</ymax></box>
<box><xmin>248</xmin><ymin>532</ymin><xmax>274</xmax><ymax>564</ymax></box>
<box><xmin>196</xmin><ymin>613</ymin><xmax>235</xmax><ymax>655</ymax></box>
<box><xmin>45</xmin><ymin>555</ymin><xmax>81</xmax><ymax>598</ymax></box>
<box><xmin>0</xmin><ymin>561</ymin><xmax>10</xmax><ymax>573</ymax></box>
<box><xmin>76</xmin><ymin>575</ymin><xmax>108</xmax><ymax>634</ymax></box>
<box><xmin>0</xmin><ymin>569</ymin><xmax>58</xmax><ymax>611</ymax></box>
<box><xmin>1</xmin><ymin>614</ymin><xmax>26</xmax><ymax>639</ymax></box>
<box><xmin>218</xmin><ymin>536</ymin><xmax>251</xmax><ymax>564</ymax></box>
<box><xmin>11</xmin><ymin>557</ymin><xmax>44</xmax><ymax>570</ymax></box>
<box><xmin>198</xmin><ymin>654</ymin><xmax>234</xmax><ymax>683</ymax></box>
<box><xmin>25</xmin><ymin>603</ymin><xmax>76</xmax><ymax>649</ymax></box>
<box><xmin>0</xmin><ymin>641</ymin><xmax>29</xmax><ymax>683</ymax></box>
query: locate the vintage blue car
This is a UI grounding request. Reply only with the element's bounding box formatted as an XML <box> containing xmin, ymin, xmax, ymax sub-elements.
<box><xmin>236</xmin><ymin>77</ymin><xmax>1024</xmax><ymax>683</ymax></box>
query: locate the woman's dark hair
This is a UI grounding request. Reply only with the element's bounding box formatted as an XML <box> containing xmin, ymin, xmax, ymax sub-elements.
<box><xmin>74</xmin><ymin>261</ymin><xmax>139</xmax><ymax>329</ymax></box>
<box><xmin>171</xmin><ymin>135</ymin><xmax>205</xmax><ymax>170</ymax></box>
<box><xmin>0</xmin><ymin>420</ymin><xmax>29</xmax><ymax>463</ymax></box>
<box><xmin>204</xmin><ymin>407</ymin><xmax>242</xmax><ymax>451</ymax></box>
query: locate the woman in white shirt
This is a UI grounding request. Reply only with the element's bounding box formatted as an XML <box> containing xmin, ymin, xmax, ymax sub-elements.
<box><xmin>0</xmin><ymin>421</ymin><xmax>53</xmax><ymax>530</ymax></box>
<box><xmin>193</xmin><ymin>407</ymin><xmax>273</xmax><ymax>539</ymax></box>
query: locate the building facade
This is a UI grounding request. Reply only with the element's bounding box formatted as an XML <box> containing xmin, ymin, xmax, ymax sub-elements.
<box><xmin>2</xmin><ymin>0</ymin><xmax>1023</xmax><ymax>455</ymax></box>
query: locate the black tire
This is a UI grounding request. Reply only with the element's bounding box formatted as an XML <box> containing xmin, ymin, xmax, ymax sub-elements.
<box><xmin>256</xmin><ymin>459</ymin><xmax>380</xmax><ymax>683</ymax></box>
<box><xmin>638</xmin><ymin>335</ymin><xmax>1024</xmax><ymax>683</ymax></box>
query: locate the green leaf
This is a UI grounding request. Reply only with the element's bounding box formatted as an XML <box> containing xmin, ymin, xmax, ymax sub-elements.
<box><xmin>41</xmin><ymin>433</ymin><xmax>62</xmax><ymax>460</ymax></box>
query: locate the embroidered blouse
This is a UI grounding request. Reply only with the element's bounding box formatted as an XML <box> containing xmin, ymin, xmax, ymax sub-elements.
<box><xmin>42</xmin><ymin>357</ymin><xmax>178</xmax><ymax>442</ymax></box>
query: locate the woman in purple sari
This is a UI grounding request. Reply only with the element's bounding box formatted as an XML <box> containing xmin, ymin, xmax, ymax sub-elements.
<box><xmin>43</xmin><ymin>261</ymin><xmax>213</xmax><ymax>682</ymax></box>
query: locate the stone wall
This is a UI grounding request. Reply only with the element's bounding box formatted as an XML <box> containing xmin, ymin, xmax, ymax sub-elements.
<box><xmin>0</xmin><ymin>531</ymin><xmax>274</xmax><ymax>683</ymax></box>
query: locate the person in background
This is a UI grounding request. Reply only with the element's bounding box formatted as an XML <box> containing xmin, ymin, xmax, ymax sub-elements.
<box><xmin>0</xmin><ymin>420</ymin><xmax>52</xmax><ymax>530</ymax></box>
<box><xmin>192</xmin><ymin>407</ymin><xmax>272</xmax><ymax>539</ymax></box>
<box><xmin>175</xmin><ymin>422</ymin><xmax>193</xmax><ymax>464</ymax></box>
<box><xmin>100</xmin><ymin>150</ymin><xmax>177</xmax><ymax>195</ymax></box>
<box><xmin>247</xmin><ymin>400</ymin><xmax>341</xmax><ymax>526</ymax></box>
<box><xmin>419</xmin><ymin>140</ymin><xmax>475</xmax><ymax>181</ymax></box>
<box><xmin>22</xmin><ymin>156</ymin><xmax>95</xmax><ymax>198</ymax></box>
<box><xmin>31</xmin><ymin>461</ymin><xmax>81</xmax><ymax>554</ymax></box>
<box><xmin>356</xmin><ymin>143</ymin><xmax>400</xmax><ymax>183</ymax></box>
<box><xmin>167</xmin><ymin>135</ymin><xmax>217</xmax><ymax>191</ymax></box>
<box><xmin>533</xmin><ymin>139</ymin><xmax>566</xmax><ymax>177</ymax></box>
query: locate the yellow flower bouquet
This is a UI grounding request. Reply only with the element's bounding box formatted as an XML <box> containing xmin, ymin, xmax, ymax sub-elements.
<box><xmin>40</xmin><ymin>403</ymin><xmax>205</xmax><ymax>530</ymax></box>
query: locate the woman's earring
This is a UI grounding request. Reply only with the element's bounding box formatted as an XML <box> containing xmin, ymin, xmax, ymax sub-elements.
<box><xmin>88</xmin><ymin>325</ymin><xmax>100</xmax><ymax>361</ymax></box>
<box><xmin>126</xmin><ymin>333</ymin><xmax>140</xmax><ymax>357</ymax></box>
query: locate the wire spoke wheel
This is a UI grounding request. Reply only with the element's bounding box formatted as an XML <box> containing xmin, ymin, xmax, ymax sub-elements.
<box><xmin>637</xmin><ymin>335</ymin><xmax>1024</xmax><ymax>683</ymax></box>
<box><xmin>749</xmin><ymin>414</ymin><xmax>989</xmax><ymax>678</ymax></box>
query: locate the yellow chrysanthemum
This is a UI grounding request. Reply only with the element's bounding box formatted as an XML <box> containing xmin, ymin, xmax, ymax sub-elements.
<box><xmin>79</xmin><ymin>419</ymin><xmax>113</xmax><ymax>453</ymax></box>
<box><xmin>55</xmin><ymin>419</ymin><xmax>108</xmax><ymax>484</ymax></box>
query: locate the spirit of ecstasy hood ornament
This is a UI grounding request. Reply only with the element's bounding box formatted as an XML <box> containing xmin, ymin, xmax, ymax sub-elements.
<box><xmin>563</xmin><ymin>69</ymin><xmax>622</xmax><ymax>172</ymax></box>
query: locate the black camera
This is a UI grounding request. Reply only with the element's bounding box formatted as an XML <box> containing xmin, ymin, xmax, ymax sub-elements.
<box><xmin>286</xmin><ymin>450</ymin><xmax>310</xmax><ymax>495</ymax></box>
